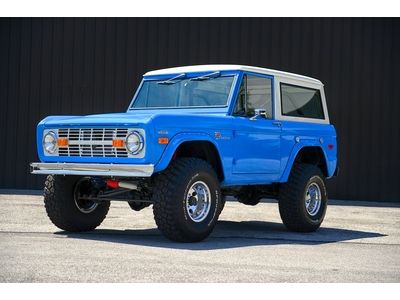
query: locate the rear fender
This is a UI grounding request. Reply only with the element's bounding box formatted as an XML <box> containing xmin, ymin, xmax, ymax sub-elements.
<box><xmin>280</xmin><ymin>141</ymin><xmax>335</xmax><ymax>182</ymax></box>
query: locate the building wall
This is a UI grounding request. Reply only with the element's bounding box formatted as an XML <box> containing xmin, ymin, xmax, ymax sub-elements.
<box><xmin>0</xmin><ymin>18</ymin><xmax>399</xmax><ymax>201</ymax></box>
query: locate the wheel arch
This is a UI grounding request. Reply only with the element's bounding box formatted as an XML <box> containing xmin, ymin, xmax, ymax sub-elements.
<box><xmin>154</xmin><ymin>133</ymin><xmax>225</xmax><ymax>181</ymax></box>
<box><xmin>280</xmin><ymin>144</ymin><xmax>331</xmax><ymax>182</ymax></box>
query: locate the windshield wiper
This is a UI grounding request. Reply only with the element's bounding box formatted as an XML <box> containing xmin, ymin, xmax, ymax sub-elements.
<box><xmin>189</xmin><ymin>71</ymin><xmax>221</xmax><ymax>81</ymax></box>
<box><xmin>157</xmin><ymin>73</ymin><xmax>186</xmax><ymax>85</ymax></box>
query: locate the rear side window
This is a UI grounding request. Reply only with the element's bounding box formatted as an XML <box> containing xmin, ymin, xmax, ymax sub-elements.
<box><xmin>280</xmin><ymin>83</ymin><xmax>325</xmax><ymax>119</ymax></box>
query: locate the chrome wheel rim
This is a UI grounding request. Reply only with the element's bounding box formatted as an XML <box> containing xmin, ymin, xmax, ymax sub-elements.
<box><xmin>185</xmin><ymin>181</ymin><xmax>211</xmax><ymax>222</ymax></box>
<box><xmin>305</xmin><ymin>182</ymin><xmax>321</xmax><ymax>216</ymax></box>
<box><xmin>74</xmin><ymin>177</ymin><xmax>98</xmax><ymax>214</ymax></box>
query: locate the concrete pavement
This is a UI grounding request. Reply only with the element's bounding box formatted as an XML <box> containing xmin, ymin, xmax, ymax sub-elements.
<box><xmin>0</xmin><ymin>193</ymin><xmax>399</xmax><ymax>282</ymax></box>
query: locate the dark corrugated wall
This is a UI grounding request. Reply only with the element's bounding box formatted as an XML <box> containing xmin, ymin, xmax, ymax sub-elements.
<box><xmin>0</xmin><ymin>18</ymin><xmax>399</xmax><ymax>201</ymax></box>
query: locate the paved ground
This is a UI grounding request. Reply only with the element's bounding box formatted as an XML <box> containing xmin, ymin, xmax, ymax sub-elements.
<box><xmin>0</xmin><ymin>193</ymin><xmax>399</xmax><ymax>282</ymax></box>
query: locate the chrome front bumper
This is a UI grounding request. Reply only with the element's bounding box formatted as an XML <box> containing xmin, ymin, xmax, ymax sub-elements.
<box><xmin>30</xmin><ymin>162</ymin><xmax>154</xmax><ymax>177</ymax></box>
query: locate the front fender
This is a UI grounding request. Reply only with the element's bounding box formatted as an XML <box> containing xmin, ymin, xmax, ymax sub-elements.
<box><xmin>280</xmin><ymin>141</ymin><xmax>337</xmax><ymax>182</ymax></box>
<box><xmin>154</xmin><ymin>132</ymin><xmax>219</xmax><ymax>173</ymax></box>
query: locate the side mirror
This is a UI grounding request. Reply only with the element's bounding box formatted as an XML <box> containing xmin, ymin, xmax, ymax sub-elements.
<box><xmin>250</xmin><ymin>109</ymin><xmax>267</xmax><ymax>120</ymax></box>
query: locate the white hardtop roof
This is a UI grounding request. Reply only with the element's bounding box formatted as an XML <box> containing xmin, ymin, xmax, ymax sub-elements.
<box><xmin>145</xmin><ymin>64</ymin><xmax>322</xmax><ymax>85</ymax></box>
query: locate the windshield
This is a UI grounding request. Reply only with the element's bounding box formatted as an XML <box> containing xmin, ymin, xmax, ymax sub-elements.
<box><xmin>130</xmin><ymin>75</ymin><xmax>234</xmax><ymax>109</ymax></box>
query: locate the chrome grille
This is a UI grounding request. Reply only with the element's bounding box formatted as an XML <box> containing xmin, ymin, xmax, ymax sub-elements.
<box><xmin>58</xmin><ymin>128</ymin><xmax>129</xmax><ymax>157</ymax></box>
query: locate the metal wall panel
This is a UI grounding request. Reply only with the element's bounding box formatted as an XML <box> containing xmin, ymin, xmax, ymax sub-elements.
<box><xmin>0</xmin><ymin>18</ymin><xmax>399</xmax><ymax>201</ymax></box>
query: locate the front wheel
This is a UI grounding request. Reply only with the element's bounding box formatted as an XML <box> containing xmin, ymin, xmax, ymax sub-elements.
<box><xmin>278</xmin><ymin>164</ymin><xmax>327</xmax><ymax>232</ymax></box>
<box><xmin>44</xmin><ymin>175</ymin><xmax>110</xmax><ymax>232</ymax></box>
<box><xmin>152</xmin><ymin>158</ymin><xmax>223</xmax><ymax>242</ymax></box>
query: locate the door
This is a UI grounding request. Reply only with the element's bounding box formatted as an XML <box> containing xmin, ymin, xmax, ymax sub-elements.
<box><xmin>232</xmin><ymin>73</ymin><xmax>281</xmax><ymax>174</ymax></box>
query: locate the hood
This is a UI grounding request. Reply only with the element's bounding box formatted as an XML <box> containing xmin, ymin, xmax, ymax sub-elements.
<box><xmin>41</xmin><ymin>112</ymin><xmax>155</xmax><ymax>127</ymax></box>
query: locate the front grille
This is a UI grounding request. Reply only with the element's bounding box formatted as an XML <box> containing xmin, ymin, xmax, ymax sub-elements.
<box><xmin>58</xmin><ymin>128</ymin><xmax>129</xmax><ymax>157</ymax></box>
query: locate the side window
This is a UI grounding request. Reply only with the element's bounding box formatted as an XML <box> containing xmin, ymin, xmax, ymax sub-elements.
<box><xmin>280</xmin><ymin>83</ymin><xmax>325</xmax><ymax>119</ymax></box>
<box><xmin>233</xmin><ymin>74</ymin><xmax>272</xmax><ymax>118</ymax></box>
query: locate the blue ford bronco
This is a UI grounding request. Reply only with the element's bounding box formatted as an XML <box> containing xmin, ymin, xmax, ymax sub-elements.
<box><xmin>31</xmin><ymin>65</ymin><xmax>338</xmax><ymax>242</ymax></box>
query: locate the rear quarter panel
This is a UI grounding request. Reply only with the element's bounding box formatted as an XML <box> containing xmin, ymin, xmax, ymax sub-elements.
<box><xmin>279</xmin><ymin>121</ymin><xmax>337</xmax><ymax>182</ymax></box>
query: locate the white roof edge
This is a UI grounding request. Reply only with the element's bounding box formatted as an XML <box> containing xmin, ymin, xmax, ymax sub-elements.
<box><xmin>144</xmin><ymin>64</ymin><xmax>323</xmax><ymax>85</ymax></box>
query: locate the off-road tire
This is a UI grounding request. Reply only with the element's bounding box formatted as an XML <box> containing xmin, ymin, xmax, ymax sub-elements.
<box><xmin>44</xmin><ymin>175</ymin><xmax>110</xmax><ymax>232</ymax></box>
<box><xmin>220</xmin><ymin>196</ymin><xmax>226</xmax><ymax>211</ymax></box>
<box><xmin>278</xmin><ymin>163</ymin><xmax>327</xmax><ymax>232</ymax></box>
<box><xmin>152</xmin><ymin>158</ymin><xmax>222</xmax><ymax>242</ymax></box>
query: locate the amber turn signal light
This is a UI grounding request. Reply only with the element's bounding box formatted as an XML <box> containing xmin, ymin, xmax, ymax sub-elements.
<box><xmin>158</xmin><ymin>137</ymin><xmax>169</xmax><ymax>144</ymax></box>
<box><xmin>57</xmin><ymin>138</ymin><xmax>69</xmax><ymax>147</ymax></box>
<box><xmin>112</xmin><ymin>139</ymin><xmax>125</xmax><ymax>148</ymax></box>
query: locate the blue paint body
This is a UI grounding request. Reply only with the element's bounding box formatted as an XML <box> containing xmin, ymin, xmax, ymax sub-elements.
<box><xmin>36</xmin><ymin>69</ymin><xmax>337</xmax><ymax>187</ymax></box>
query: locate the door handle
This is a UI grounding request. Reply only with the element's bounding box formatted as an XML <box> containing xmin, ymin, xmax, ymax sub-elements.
<box><xmin>272</xmin><ymin>121</ymin><xmax>282</xmax><ymax>127</ymax></box>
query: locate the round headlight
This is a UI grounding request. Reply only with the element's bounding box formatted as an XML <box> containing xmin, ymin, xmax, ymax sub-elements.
<box><xmin>125</xmin><ymin>131</ymin><xmax>144</xmax><ymax>154</ymax></box>
<box><xmin>43</xmin><ymin>131</ymin><xmax>58</xmax><ymax>154</ymax></box>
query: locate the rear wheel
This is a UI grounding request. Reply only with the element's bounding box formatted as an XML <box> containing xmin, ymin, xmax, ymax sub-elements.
<box><xmin>44</xmin><ymin>175</ymin><xmax>110</xmax><ymax>232</ymax></box>
<box><xmin>152</xmin><ymin>158</ymin><xmax>223</xmax><ymax>242</ymax></box>
<box><xmin>278</xmin><ymin>164</ymin><xmax>327</xmax><ymax>232</ymax></box>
